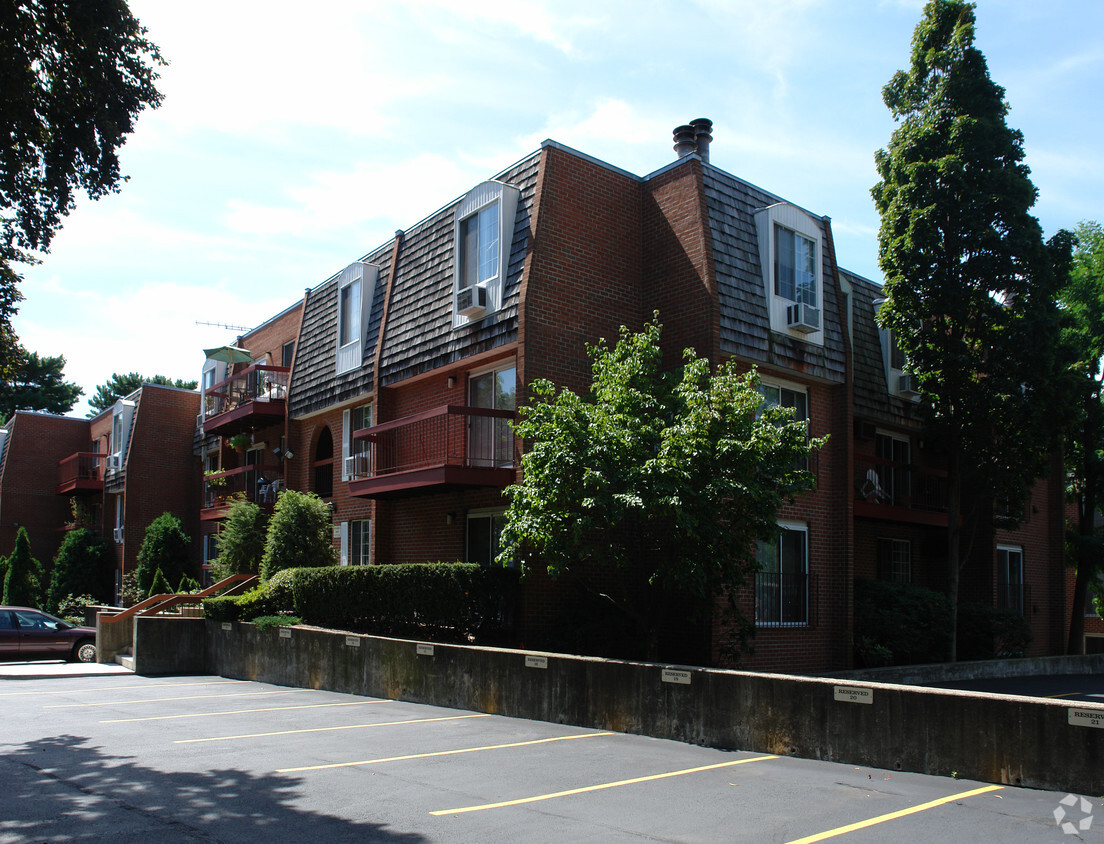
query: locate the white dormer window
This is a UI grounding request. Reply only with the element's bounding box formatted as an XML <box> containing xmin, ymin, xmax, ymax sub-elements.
<box><xmin>453</xmin><ymin>180</ymin><xmax>520</xmax><ymax>327</ymax></box>
<box><xmin>873</xmin><ymin>298</ymin><xmax>920</xmax><ymax>402</ymax></box>
<box><xmin>335</xmin><ymin>261</ymin><xmax>379</xmax><ymax>375</ymax></box>
<box><xmin>755</xmin><ymin>202</ymin><xmax>824</xmax><ymax>344</ymax></box>
<box><xmin>108</xmin><ymin>399</ymin><xmax>136</xmax><ymax>472</ymax></box>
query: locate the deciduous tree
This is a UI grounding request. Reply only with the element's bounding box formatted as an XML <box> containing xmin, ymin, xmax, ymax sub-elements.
<box><xmin>871</xmin><ymin>0</ymin><xmax>1061</xmax><ymax>659</ymax></box>
<box><xmin>499</xmin><ymin>318</ymin><xmax>822</xmax><ymax>659</ymax></box>
<box><xmin>211</xmin><ymin>497</ymin><xmax>268</xmax><ymax>581</ymax></box>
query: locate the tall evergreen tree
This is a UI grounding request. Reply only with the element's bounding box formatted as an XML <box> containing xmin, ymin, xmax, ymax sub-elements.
<box><xmin>871</xmin><ymin>0</ymin><xmax>1061</xmax><ymax>659</ymax></box>
<box><xmin>47</xmin><ymin>528</ymin><xmax>113</xmax><ymax>612</ymax></box>
<box><xmin>2</xmin><ymin>527</ymin><xmax>43</xmax><ymax>607</ymax></box>
<box><xmin>88</xmin><ymin>372</ymin><xmax>198</xmax><ymax>416</ymax></box>
<box><xmin>134</xmin><ymin>513</ymin><xmax>193</xmax><ymax>595</ymax></box>
<box><xmin>0</xmin><ymin>346</ymin><xmax>82</xmax><ymax>421</ymax></box>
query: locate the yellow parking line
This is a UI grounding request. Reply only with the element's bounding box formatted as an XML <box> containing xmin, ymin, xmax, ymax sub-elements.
<box><xmin>175</xmin><ymin>713</ymin><xmax>491</xmax><ymax>743</ymax></box>
<box><xmin>102</xmin><ymin>699</ymin><xmax>395</xmax><ymax>723</ymax></box>
<box><xmin>279</xmin><ymin>731</ymin><xmax>613</xmax><ymax>774</ymax></box>
<box><xmin>784</xmin><ymin>784</ymin><xmax>1004</xmax><ymax>844</ymax></box>
<box><xmin>0</xmin><ymin>680</ymin><xmax>244</xmax><ymax>697</ymax></box>
<box><xmin>1046</xmin><ymin>692</ymin><xmax>1079</xmax><ymax>699</ymax></box>
<box><xmin>430</xmin><ymin>754</ymin><xmax>777</xmax><ymax>815</ymax></box>
<box><xmin>46</xmin><ymin>688</ymin><xmax>315</xmax><ymax>708</ymax></box>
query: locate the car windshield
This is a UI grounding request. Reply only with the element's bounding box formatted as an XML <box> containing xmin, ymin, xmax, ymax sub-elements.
<box><xmin>13</xmin><ymin>609</ymin><xmax>72</xmax><ymax>630</ymax></box>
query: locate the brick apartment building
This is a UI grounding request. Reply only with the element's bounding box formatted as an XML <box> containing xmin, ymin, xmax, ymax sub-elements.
<box><xmin>3</xmin><ymin>121</ymin><xmax>1094</xmax><ymax>670</ymax></box>
<box><xmin>0</xmin><ymin>384</ymin><xmax>201</xmax><ymax>603</ymax></box>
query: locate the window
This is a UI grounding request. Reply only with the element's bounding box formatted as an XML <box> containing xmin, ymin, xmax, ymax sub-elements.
<box><xmin>202</xmin><ymin>534</ymin><xmax>219</xmax><ymax>586</ymax></box>
<box><xmin>469</xmin><ymin>364</ymin><xmax>516</xmax><ymax>468</ymax></box>
<box><xmin>282</xmin><ymin>340</ymin><xmax>295</xmax><ymax>368</ymax></box>
<box><xmin>340</xmin><ymin>520</ymin><xmax>371</xmax><ymax>566</ymax></box>
<box><xmin>755</xmin><ymin>523</ymin><xmax>808</xmax><ymax>627</ymax></box>
<box><xmin>313</xmin><ymin>427</ymin><xmax>334</xmax><ymax>498</ymax></box>
<box><xmin>1087</xmin><ymin>572</ymin><xmax>1104</xmax><ymax>618</ymax></box>
<box><xmin>467</xmin><ymin>510</ymin><xmax>507</xmax><ymax>566</ymax></box>
<box><xmin>997</xmin><ymin>546</ymin><xmax>1024</xmax><ymax>614</ymax></box>
<box><xmin>875</xmin><ymin>433</ymin><xmax>910</xmax><ymax>506</ymax></box>
<box><xmin>877</xmin><ymin>538</ymin><xmax>911</xmax><ymax>583</ymax></box>
<box><xmin>760</xmin><ymin>382</ymin><xmax>809</xmax><ymax>469</ymax></box>
<box><xmin>775</xmin><ymin>225</ymin><xmax>817</xmax><ymax>308</ymax></box>
<box><xmin>342</xmin><ymin>404</ymin><xmax>373</xmax><ymax>480</ymax></box>
<box><xmin>754</xmin><ymin>202</ymin><xmax>823</xmax><ymax>341</ymax></box>
<box><xmin>335</xmin><ymin>262</ymin><xmax>378</xmax><ymax>374</ymax></box>
<box><xmin>453</xmin><ymin>181</ymin><xmax>520</xmax><ymax>325</ymax></box>
<box><xmin>113</xmin><ymin>495</ymin><xmax>124</xmax><ymax>544</ymax></box>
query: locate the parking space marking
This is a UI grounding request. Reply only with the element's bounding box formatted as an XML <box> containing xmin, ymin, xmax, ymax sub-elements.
<box><xmin>46</xmin><ymin>688</ymin><xmax>316</xmax><ymax>708</ymax></box>
<box><xmin>278</xmin><ymin>731</ymin><xmax>613</xmax><ymax>773</ymax></box>
<box><xmin>1046</xmin><ymin>692</ymin><xmax>1079</xmax><ymax>698</ymax></box>
<box><xmin>101</xmin><ymin>699</ymin><xmax>395</xmax><ymax>723</ymax></box>
<box><xmin>0</xmin><ymin>680</ymin><xmax>245</xmax><ymax>697</ymax></box>
<box><xmin>783</xmin><ymin>784</ymin><xmax>1004</xmax><ymax>843</ymax></box>
<box><xmin>429</xmin><ymin>754</ymin><xmax>777</xmax><ymax>815</ymax></box>
<box><xmin>175</xmin><ymin>713</ymin><xmax>492</xmax><ymax>743</ymax></box>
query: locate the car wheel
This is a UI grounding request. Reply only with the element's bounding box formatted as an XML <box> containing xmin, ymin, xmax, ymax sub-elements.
<box><xmin>71</xmin><ymin>640</ymin><xmax>97</xmax><ymax>663</ymax></box>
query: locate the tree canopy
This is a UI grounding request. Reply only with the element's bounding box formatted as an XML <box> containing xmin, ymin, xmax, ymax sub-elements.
<box><xmin>0</xmin><ymin>346</ymin><xmax>82</xmax><ymax>422</ymax></box>
<box><xmin>871</xmin><ymin>0</ymin><xmax>1060</xmax><ymax>659</ymax></box>
<box><xmin>134</xmin><ymin>512</ymin><xmax>193</xmax><ymax>596</ymax></box>
<box><xmin>211</xmin><ymin>496</ymin><xmax>268</xmax><ymax>581</ymax></box>
<box><xmin>499</xmin><ymin>318</ymin><xmax>823</xmax><ymax>659</ymax></box>
<box><xmin>1058</xmin><ymin>221</ymin><xmax>1104</xmax><ymax>649</ymax></box>
<box><xmin>260</xmin><ymin>490</ymin><xmax>336</xmax><ymax>580</ymax></box>
<box><xmin>1</xmin><ymin>1</ymin><xmax>164</xmax><ymax>377</ymax></box>
<box><xmin>88</xmin><ymin>372</ymin><xmax>198</xmax><ymax>415</ymax></box>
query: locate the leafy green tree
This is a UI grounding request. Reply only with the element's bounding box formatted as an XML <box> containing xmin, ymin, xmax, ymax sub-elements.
<box><xmin>260</xmin><ymin>490</ymin><xmax>336</xmax><ymax>581</ymax></box>
<box><xmin>88</xmin><ymin>373</ymin><xmax>198</xmax><ymax>415</ymax></box>
<box><xmin>47</xmin><ymin>529</ymin><xmax>112</xmax><ymax>611</ymax></box>
<box><xmin>135</xmin><ymin>513</ymin><xmax>193</xmax><ymax>595</ymax></box>
<box><xmin>2</xmin><ymin>527</ymin><xmax>43</xmax><ymax>607</ymax></box>
<box><xmin>1057</xmin><ymin>221</ymin><xmax>1104</xmax><ymax>651</ymax></box>
<box><xmin>871</xmin><ymin>0</ymin><xmax>1060</xmax><ymax>660</ymax></box>
<box><xmin>0</xmin><ymin>1</ymin><xmax>164</xmax><ymax>379</ymax></box>
<box><xmin>499</xmin><ymin>318</ymin><xmax>822</xmax><ymax>658</ymax></box>
<box><xmin>0</xmin><ymin>346</ymin><xmax>82</xmax><ymax>421</ymax></box>
<box><xmin>211</xmin><ymin>497</ymin><xmax>268</xmax><ymax>581</ymax></box>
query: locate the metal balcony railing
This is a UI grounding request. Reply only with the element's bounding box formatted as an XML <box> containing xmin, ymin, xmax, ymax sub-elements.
<box><xmin>855</xmin><ymin>457</ymin><xmax>948</xmax><ymax>512</ymax></box>
<box><xmin>203</xmin><ymin>466</ymin><xmax>283</xmax><ymax>512</ymax></box>
<box><xmin>203</xmin><ymin>364</ymin><xmax>290</xmax><ymax>421</ymax></box>
<box><xmin>353</xmin><ymin>405</ymin><xmax>516</xmax><ymax>478</ymax></box>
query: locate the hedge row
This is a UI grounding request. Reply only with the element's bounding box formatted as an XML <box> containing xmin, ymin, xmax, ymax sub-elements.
<box><xmin>203</xmin><ymin>563</ymin><xmax>520</xmax><ymax>643</ymax></box>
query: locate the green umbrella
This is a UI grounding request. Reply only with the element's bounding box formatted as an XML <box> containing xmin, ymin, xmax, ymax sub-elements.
<box><xmin>203</xmin><ymin>345</ymin><xmax>253</xmax><ymax>364</ymax></box>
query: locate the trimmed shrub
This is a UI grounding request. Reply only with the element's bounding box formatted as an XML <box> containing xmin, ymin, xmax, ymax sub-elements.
<box><xmin>135</xmin><ymin>512</ymin><xmax>193</xmax><ymax>594</ymax></box>
<box><xmin>260</xmin><ymin>490</ymin><xmax>335</xmax><ymax>580</ymax></box>
<box><xmin>148</xmin><ymin>567</ymin><xmax>171</xmax><ymax>598</ymax></box>
<box><xmin>211</xmin><ymin>497</ymin><xmax>267</xmax><ymax>580</ymax></box>
<box><xmin>3</xmin><ymin>527</ymin><xmax>43</xmax><ymax>608</ymax></box>
<box><xmin>956</xmin><ymin>602</ymin><xmax>1033</xmax><ymax>660</ymax></box>
<box><xmin>203</xmin><ymin>568</ymin><xmax>296</xmax><ymax>622</ymax></box>
<box><xmin>47</xmin><ymin>529</ymin><xmax>112</xmax><ymax>611</ymax></box>
<box><xmin>853</xmin><ymin>578</ymin><xmax>953</xmax><ymax>666</ymax></box>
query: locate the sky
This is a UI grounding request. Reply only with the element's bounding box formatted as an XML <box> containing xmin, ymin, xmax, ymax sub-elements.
<box><xmin>12</xmin><ymin>0</ymin><xmax>1104</xmax><ymax>418</ymax></box>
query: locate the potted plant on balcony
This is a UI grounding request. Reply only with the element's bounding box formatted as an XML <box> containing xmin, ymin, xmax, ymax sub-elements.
<box><xmin>204</xmin><ymin>469</ymin><xmax>227</xmax><ymax>488</ymax></box>
<box><xmin>226</xmin><ymin>433</ymin><xmax>250</xmax><ymax>453</ymax></box>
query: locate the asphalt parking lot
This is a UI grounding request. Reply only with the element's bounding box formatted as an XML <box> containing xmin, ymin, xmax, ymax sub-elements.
<box><xmin>1</xmin><ymin>669</ymin><xmax>1099</xmax><ymax>843</ymax></box>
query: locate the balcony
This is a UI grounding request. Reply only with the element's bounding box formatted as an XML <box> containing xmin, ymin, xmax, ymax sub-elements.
<box><xmin>201</xmin><ymin>466</ymin><xmax>284</xmax><ymax>520</ymax></box>
<box><xmin>854</xmin><ymin>457</ymin><xmax>948</xmax><ymax>526</ymax></box>
<box><xmin>56</xmin><ymin>453</ymin><xmax>104</xmax><ymax>495</ymax></box>
<box><xmin>348</xmin><ymin>404</ymin><xmax>516</xmax><ymax>498</ymax></box>
<box><xmin>203</xmin><ymin>364</ymin><xmax>290</xmax><ymax>436</ymax></box>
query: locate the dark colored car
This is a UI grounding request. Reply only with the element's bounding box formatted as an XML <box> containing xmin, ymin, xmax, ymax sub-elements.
<box><xmin>0</xmin><ymin>606</ymin><xmax>97</xmax><ymax>663</ymax></box>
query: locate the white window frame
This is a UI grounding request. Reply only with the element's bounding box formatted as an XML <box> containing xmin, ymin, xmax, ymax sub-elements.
<box><xmin>997</xmin><ymin>545</ymin><xmax>1025</xmax><ymax>615</ymax></box>
<box><xmin>341</xmin><ymin>403</ymin><xmax>373</xmax><ymax>481</ymax></box>
<box><xmin>759</xmin><ymin>379</ymin><xmax>809</xmax><ymax>469</ymax></box>
<box><xmin>108</xmin><ymin>399</ymin><xmax>136</xmax><ymax>471</ymax></box>
<box><xmin>468</xmin><ymin>361</ymin><xmax>517</xmax><ymax>469</ymax></box>
<box><xmin>755</xmin><ymin>520</ymin><xmax>809</xmax><ymax>628</ymax></box>
<box><xmin>340</xmin><ymin>519</ymin><xmax>372</xmax><ymax>566</ymax></box>
<box><xmin>754</xmin><ymin>202</ymin><xmax>824</xmax><ymax>344</ymax></box>
<box><xmin>452</xmin><ymin>181</ymin><xmax>519</xmax><ymax>327</ymax></box>
<box><xmin>877</xmin><ymin>537</ymin><xmax>912</xmax><ymax>583</ymax></box>
<box><xmin>335</xmin><ymin>261</ymin><xmax>379</xmax><ymax>375</ymax></box>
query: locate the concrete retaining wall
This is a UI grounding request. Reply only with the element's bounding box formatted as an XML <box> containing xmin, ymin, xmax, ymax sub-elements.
<box><xmin>187</xmin><ymin>621</ymin><xmax>1104</xmax><ymax>796</ymax></box>
<box><xmin>829</xmin><ymin>653</ymin><xmax>1104</xmax><ymax>685</ymax></box>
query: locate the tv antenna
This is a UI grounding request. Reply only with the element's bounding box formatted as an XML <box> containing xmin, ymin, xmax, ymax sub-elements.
<box><xmin>195</xmin><ymin>320</ymin><xmax>251</xmax><ymax>332</ymax></box>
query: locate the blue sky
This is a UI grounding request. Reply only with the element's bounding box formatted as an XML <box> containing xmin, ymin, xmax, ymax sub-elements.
<box><xmin>13</xmin><ymin>0</ymin><xmax>1104</xmax><ymax>417</ymax></box>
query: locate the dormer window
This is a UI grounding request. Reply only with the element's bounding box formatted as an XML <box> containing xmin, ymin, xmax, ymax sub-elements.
<box><xmin>874</xmin><ymin>298</ymin><xmax>920</xmax><ymax>401</ymax></box>
<box><xmin>754</xmin><ymin>202</ymin><xmax>824</xmax><ymax>343</ymax></box>
<box><xmin>453</xmin><ymin>180</ymin><xmax>520</xmax><ymax>326</ymax></box>
<box><xmin>335</xmin><ymin>261</ymin><xmax>379</xmax><ymax>375</ymax></box>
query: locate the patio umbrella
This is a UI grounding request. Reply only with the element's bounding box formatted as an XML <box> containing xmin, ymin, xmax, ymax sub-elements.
<box><xmin>203</xmin><ymin>345</ymin><xmax>253</xmax><ymax>364</ymax></box>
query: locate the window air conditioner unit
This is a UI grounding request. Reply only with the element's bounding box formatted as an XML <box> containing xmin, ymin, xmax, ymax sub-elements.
<box><xmin>113</xmin><ymin>527</ymin><xmax>124</xmax><ymax>543</ymax></box>
<box><xmin>898</xmin><ymin>373</ymin><xmax>920</xmax><ymax>397</ymax></box>
<box><xmin>456</xmin><ymin>285</ymin><xmax>487</xmax><ymax>318</ymax></box>
<box><xmin>786</xmin><ymin>303</ymin><xmax>820</xmax><ymax>334</ymax></box>
<box><xmin>107</xmin><ymin>454</ymin><xmax>123</xmax><ymax>471</ymax></box>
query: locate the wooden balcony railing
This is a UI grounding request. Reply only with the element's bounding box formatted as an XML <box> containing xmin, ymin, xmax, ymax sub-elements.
<box><xmin>202</xmin><ymin>466</ymin><xmax>283</xmax><ymax>519</ymax></box>
<box><xmin>56</xmin><ymin>452</ymin><xmax>104</xmax><ymax>494</ymax></box>
<box><xmin>348</xmin><ymin>404</ymin><xmax>516</xmax><ymax>497</ymax></box>
<box><xmin>203</xmin><ymin>364</ymin><xmax>290</xmax><ymax>434</ymax></box>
